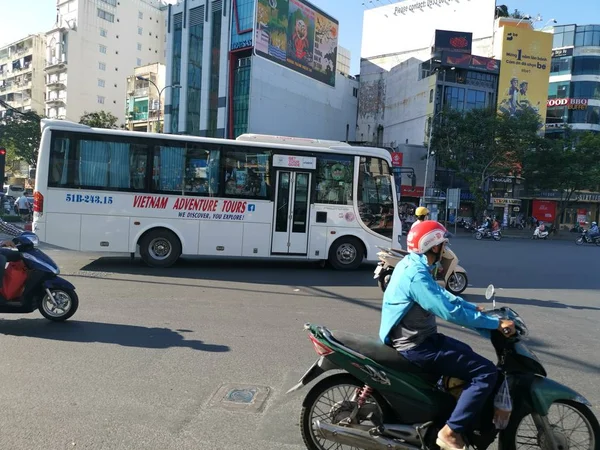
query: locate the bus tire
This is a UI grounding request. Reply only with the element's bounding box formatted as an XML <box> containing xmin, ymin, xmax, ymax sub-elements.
<box><xmin>139</xmin><ymin>228</ymin><xmax>182</xmax><ymax>268</ymax></box>
<box><xmin>328</xmin><ymin>236</ymin><xmax>365</xmax><ymax>270</ymax></box>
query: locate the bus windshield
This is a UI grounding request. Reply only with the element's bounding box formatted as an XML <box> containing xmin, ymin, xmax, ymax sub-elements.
<box><xmin>357</xmin><ymin>157</ymin><xmax>394</xmax><ymax>239</ymax></box>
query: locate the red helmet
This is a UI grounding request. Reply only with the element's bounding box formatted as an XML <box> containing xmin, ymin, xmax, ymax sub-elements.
<box><xmin>407</xmin><ymin>220</ymin><xmax>448</xmax><ymax>254</ymax></box>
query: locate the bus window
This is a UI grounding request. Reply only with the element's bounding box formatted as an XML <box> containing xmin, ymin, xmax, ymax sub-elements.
<box><xmin>152</xmin><ymin>144</ymin><xmax>186</xmax><ymax>193</ymax></box>
<box><xmin>184</xmin><ymin>144</ymin><xmax>220</xmax><ymax>196</ymax></box>
<box><xmin>315</xmin><ymin>155</ymin><xmax>353</xmax><ymax>205</ymax></box>
<box><xmin>223</xmin><ymin>148</ymin><xmax>271</xmax><ymax>199</ymax></box>
<box><xmin>357</xmin><ymin>157</ymin><xmax>394</xmax><ymax>238</ymax></box>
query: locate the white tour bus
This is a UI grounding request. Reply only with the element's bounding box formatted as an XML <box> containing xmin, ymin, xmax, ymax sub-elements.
<box><xmin>32</xmin><ymin>120</ymin><xmax>401</xmax><ymax>269</ymax></box>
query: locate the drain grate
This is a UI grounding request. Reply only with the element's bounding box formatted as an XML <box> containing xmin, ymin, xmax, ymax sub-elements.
<box><xmin>209</xmin><ymin>384</ymin><xmax>271</xmax><ymax>412</ymax></box>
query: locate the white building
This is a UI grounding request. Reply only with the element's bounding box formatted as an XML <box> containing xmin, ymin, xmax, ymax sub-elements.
<box><xmin>125</xmin><ymin>62</ymin><xmax>167</xmax><ymax>132</ymax></box>
<box><xmin>357</xmin><ymin>0</ymin><xmax>500</xmax><ymax>201</ymax></box>
<box><xmin>337</xmin><ymin>46</ymin><xmax>352</xmax><ymax>76</ymax></box>
<box><xmin>44</xmin><ymin>0</ymin><xmax>167</xmax><ymax>124</ymax></box>
<box><xmin>0</xmin><ymin>34</ymin><xmax>46</xmax><ymax>117</ymax></box>
<box><xmin>164</xmin><ymin>0</ymin><xmax>358</xmax><ymax>141</ymax></box>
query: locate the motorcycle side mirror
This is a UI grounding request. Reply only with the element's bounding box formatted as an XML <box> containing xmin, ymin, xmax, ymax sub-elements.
<box><xmin>485</xmin><ymin>284</ymin><xmax>496</xmax><ymax>308</ymax></box>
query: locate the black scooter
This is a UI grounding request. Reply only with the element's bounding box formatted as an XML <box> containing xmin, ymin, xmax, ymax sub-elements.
<box><xmin>0</xmin><ymin>232</ymin><xmax>78</xmax><ymax>321</ymax></box>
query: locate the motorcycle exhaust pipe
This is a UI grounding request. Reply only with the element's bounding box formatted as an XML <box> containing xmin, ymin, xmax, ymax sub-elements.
<box><xmin>314</xmin><ymin>420</ymin><xmax>421</xmax><ymax>450</ymax></box>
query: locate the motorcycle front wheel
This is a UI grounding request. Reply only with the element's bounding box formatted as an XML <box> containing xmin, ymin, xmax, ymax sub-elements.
<box><xmin>39</xmin><ymin>288</ymin><xmax>79</xmax><ymax>322</ymax></box>
<box><xmin>446</xmin><ymin>272</ymin><xmax>468</xmax><ymax>295</ymax></box>
<box><xmin>474</xmin><ymin>232</ymin><xmax>483</xmax><ymax>240</ymax></box>
<box><xmin>378</xmin><ymin>268</ymin><xmax>393</xmax><ymax>292</ymax></box>
<box><xmin>501</xmin><ymin>400</ymin><xmax>600</xmax><ymax>450</ymax></box>
<box><xmin>576</xmin><ymin>237</ymin><xmax>584</xmax><ymax>245</ymax></box>
<box><xmin>300</xmin><ymin>373</ymin><xmax>389</xmax><ymax>450</ymax></box>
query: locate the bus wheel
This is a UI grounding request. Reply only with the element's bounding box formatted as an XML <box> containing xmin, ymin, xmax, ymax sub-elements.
<box><xmin>139</xmin><ymin>229</ymin><xmax>182</xmax><ymax>268</ymax></box>
<box><xmin>328</xmin><ymin>236</ymin><xmax>364</xmax><ymax>270</ymax></box>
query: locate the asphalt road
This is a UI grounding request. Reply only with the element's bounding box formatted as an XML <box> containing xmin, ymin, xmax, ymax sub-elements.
<box><xmin>0</xmin><ymin>236</ymin><xmax>599</xmax><ymax>450</ymax></box>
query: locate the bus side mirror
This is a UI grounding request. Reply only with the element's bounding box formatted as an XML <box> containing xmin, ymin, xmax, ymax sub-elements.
<box><xmin>411</xmin><ymin>174</ymin><xmax>417</xmax><ymax>188</ymax></box>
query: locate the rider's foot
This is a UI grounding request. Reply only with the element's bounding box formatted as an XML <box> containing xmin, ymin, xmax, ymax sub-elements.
<box><xmin>436</xmin><ymin>425</ymin><xmax>466</xmax><ymax>450</ymax></box>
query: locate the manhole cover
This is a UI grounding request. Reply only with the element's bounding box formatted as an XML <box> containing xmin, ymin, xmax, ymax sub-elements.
<box><xmin>209</xmin><ymin>384</ymin><xmax>271</xmax><ymax>413</ymax></box>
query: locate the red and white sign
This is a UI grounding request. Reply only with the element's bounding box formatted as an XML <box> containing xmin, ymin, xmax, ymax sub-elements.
<box><xmin>546</xmin><ymin>98</ymin><xmax>588</xmax><ymax>110</ymax></box>
<box><xmin>391</xmin><ymin>152</ymin><xmax>404</xmax><ymax>168</ymax></box>
<box><xmin>532</xmin><ymin>200</ymin><xmax>556</xmax><ymax>223</ymax></box>
<box><xmin>273</xmin><ymin>154</ymin><xmax>317</xmax><ymax>170</ymax></box>
<box><xmin>132</xmin><ymin>195</ymin><xmax>251</xmax><ymax>221</ymax></box>
<box><xmin>577</xmin><ymin>209</ymin><xmax>587</xmax><ymax>225</ymax></box>
<box><xmin>400</xmin><ymin>185</ymin><xmax>424</xmax><ymax>197</ymax></box>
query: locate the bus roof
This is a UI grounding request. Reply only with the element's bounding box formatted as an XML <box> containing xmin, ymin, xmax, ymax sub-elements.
<box><xmin>40</xmin><ymin>119</ymin><xmax>391</xmax><ymax>161</ymax></box>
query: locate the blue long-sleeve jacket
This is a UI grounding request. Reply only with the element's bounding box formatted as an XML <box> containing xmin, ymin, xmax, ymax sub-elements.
<box><xmin>379</xmin><ymin>252</ymin><xmax>500</xmax><ymax>344</ymax></box>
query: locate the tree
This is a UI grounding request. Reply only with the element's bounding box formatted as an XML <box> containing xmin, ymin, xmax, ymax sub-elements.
<box><xmin>495</xmin><ymin>5</ymin><xmax>509</xmax><ymax>18</ymax></box>
<box><xmin>430</xmin><ymin>107</ymin><xmax>543</xmax><ymax>217</ymax></box>
<box><xmin>0</xmin><ymin>113</ymin><xmax>41</xmax><ymax>167</ymax></box>
<box><xmin>79</xmin><ymin>110</ymin><xmax>119</xmax><ymax>129</ymax></box>
<box><xmin>522</xmin><ymin>132</ymin><xmax>600</xmax><ymax>228</ymax></box>
<box><xmin>509</xmin><ymin>9</ymin><xmax>526</xmax><ymax>19</ymax></box>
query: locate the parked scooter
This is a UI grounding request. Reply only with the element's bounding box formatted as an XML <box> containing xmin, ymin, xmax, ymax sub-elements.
<box><xmin>474</xmin><ymin>226</ymin><xmax>502</xmax><ymax>241</ymax></box>
<box><xmin>374</xmin><ymin>246</ymin><xmax>468</xmax><ymax>295</ymax></box>
<box><xmin>575</xmin><ymin>230</ymin><xmax>600</xmax><ymax>246</ymax></box>
<box><xmin>289</xmin><ymin>285</ymin><xmax>600</xmax><ymax>450</ymax></box>
<box><xmin>0</xmin><ymin>232</ymin><xmax>78</xmax><ymax>321</ymax></box>
<box><xmin>532</xmin><ymin>225</ymin><xmax>549</xmax><ymax>240</ymax></box>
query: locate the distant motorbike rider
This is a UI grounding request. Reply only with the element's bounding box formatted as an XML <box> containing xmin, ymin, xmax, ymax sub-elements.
<box><xmin>410</xmin><ymin>206</ymin><xmax>429</xmax><ymax>230</ymax></box>
<box><xmin>380</xmin><ymin>220</ymin><xmax>516</xmax><ymax>450</ymax></box>
<box><xmin>589</xmin><ymin>221</ymin><xmax>599</xmax><ymax>239</ymax></box>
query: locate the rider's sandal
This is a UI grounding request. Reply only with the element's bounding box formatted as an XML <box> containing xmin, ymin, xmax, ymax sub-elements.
<box><xmin>436</xmin><ymin>436</ymin><xmax>467</xmax><ymax>450</ymax></box>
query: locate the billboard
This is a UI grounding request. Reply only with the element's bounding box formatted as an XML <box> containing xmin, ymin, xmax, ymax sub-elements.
<box><xmin>496</xmin><ymin>27</ymin><xmax>553</xmax><ymax>126</ymax></box>
<box><xmin>442</xmin><ymin>51</ymin><xmax>500</xmax><ymax>74</ymax></box>
<box><xmin>254</xmin><ymin>0</ymin><xmax>339</xmax><ymax>87</ymax></box>
<box><xmin>433</xmin><ymin>30</ymin><xmax>472</xmax><ymax>54</ymax></box>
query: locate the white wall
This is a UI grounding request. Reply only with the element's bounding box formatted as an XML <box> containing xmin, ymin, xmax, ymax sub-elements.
<box><xmin>247</xmin><ymin>56</ymin><xmax>358</xmax><ymax>141</ymax></box>
<box><xmin>362</xmin><ymin>0</ymin><xmax>496</xmax><ymax>60</ymax></box>
<box><xmin>48</xmin><ymin>0</ymin><xmax>166</xmax><ymax>124</ymax></box>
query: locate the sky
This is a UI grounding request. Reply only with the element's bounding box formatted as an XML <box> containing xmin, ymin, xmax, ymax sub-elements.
<box><xmin>1</xmin><ymin>0</ymin><xmax>598</xmax><ymax>76</ymax></box>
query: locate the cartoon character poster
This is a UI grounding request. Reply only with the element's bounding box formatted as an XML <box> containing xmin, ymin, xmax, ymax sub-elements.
<box><xmin>254</xmin><ymin>0</ymin><xmax>338</xmax><ymax>87</ymax></box>
<box><xmin>287</xmin><ymin>0</ymin><xmax>315</xmax><ymax>68</ymax></box>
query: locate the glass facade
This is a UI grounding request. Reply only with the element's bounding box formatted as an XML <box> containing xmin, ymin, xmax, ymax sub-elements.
<box><xmin>230</xmin><ymin>0</ymin><xmax>254</xmax><ymax>50</ymax></box>
<box><xmin>550</xmin><ymin>56</ymin><xmax>572</xmax><ymax>75</ymax></box>
<box><xmin>207</xmin><ymin>1</ymin><xmax>222</xmax><ymax>138</ymax></box>
<box><xmin>548</xmin><ymin>82</ymin><xmax>569</xmax><ymax>99</ymax></box>
<box><xmin>187</xmin><ymin>6</ymin><xmax>204</xmax><ymax>136</ymax></box>
<box><xmin>571</xmin><ymin>81</ymin><xmax>600</xmax><ymax>100</ymax></box>
<box><xmin>552</xmin><ymin>25</ymin><xmax>575</xmax><ymax>49</ymax></box>
<box><xmin>575</xmin><ymin>25</ymin><xmax>600</xmax><ymax>47</ymax></box>
<box><xmin>569</xmin><ymin>106</ymin><xmax>600</xmax><ymax>125</ymax></box>
<box><xmin>573</xmin><ymin>57</ymin><xmax>600</xmax><ymax>76</ymax></box>
<box><xmin>170</xmin><ymin>13</ymin><xmax>183</xmax><ymax>133</ymax></box>
<box><xmin>443</xmin><ymin>86</ymin><xmax>488</xmax><ymax>111</ymax></box>
<box><xmin>232</xmin><ymin>57</ymin><xmax>251</xmax><ymax>138</ymax></box>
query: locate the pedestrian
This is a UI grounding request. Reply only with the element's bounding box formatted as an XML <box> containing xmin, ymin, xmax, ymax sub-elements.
<box><xmin>15</xmin><ymin>195</ymin><xmax>30</xmax><ymax>221</ymax></box>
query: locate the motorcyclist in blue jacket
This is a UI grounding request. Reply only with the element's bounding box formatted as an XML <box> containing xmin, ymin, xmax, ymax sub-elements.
<box><xmin>380</xmin><ymin>220</ymin><xmax>515</xmax><ymax>450</ymax></box>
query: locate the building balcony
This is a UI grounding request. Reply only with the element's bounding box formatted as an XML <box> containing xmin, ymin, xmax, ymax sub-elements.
<box><xmin>45</xmin><ymin>59</ymin><xmax>67</xmax><ymax>73</ymax></box>
<box><xmin>47</xmin><ymin>78</ymin><xmax>66</xmax><ymax>89</ymax></box>
<box><xmin>46</xmin><ymin>96</ymin><xmax>66</xmax><ymax>106</ymax></box>
<box><xmin>128</xmin><ymin>112</ymin><xmax>149</xmax><ymax>121</ymax></box>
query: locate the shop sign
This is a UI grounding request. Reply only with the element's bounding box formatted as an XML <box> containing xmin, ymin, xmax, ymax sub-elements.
<box><xmin>433</xmin><ymin>30</ymin><xmax>472</xmax><ymax>54</ymax></box>
<box><xmin>491</xmin><ymin>177</ymin><xmax>512</xmax><ymax>183</ymax></box>
<box><xmin>551</xmin><ymin>47</ymin><xmax>573</xmax><ymax>58</ymax></box>
<box><xmin>546</xmin><ymin>98</ymin><xmax>588</xmax><ymax>109</ymax></box>
<box><xmin>391</xmin><ymin>152</ymin><xmax>403</xmax><ymax>167</ymax></box>
<box><xmin>492</xmin><ymin>198</ymin><xmax>521</xmax><ymax>206</ymax></box>
<box><xmin>441</xmin><ymin>51</ymin><xmax>500</xmax><ymax>74</ymax></box>
<box><xmin>273</xmin><ymin>154</ymin><xmax>317</xmax><ymax>170</ymax></box>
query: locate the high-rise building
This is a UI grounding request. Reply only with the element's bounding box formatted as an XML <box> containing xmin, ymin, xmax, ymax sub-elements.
<box><xmin>163</xmin><ymin>0</ymin><xmax>358</xmax><ymax>141</ymax></box>
<box><xmin>546</xmin><ymin>24</ymin><xmax>600</xmax><ymax>134</ymax></box>
<box><xmin>44</xmin><ymin>0</ymin><xmax>167</xmax><ymax>123</ymax></box>
<box><xmin>0</xmin><ymin>34</ymin><xmax>47</xmax><ymax>117</ymax></box>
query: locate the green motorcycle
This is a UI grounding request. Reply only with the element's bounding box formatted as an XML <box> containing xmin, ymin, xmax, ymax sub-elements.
<box><xmin>289</xmin><ymin>285</ymin><xmax>599</xmax><ymax>450</ymax></box>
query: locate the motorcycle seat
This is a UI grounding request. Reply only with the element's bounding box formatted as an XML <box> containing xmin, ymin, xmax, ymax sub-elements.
<box><xmin>329</xmin><ymin>330</ymin><xmax>438</xmax><ymax>384</ymax></box>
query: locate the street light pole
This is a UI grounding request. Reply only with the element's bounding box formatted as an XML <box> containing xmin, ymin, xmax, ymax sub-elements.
<box><xmin>136</xmin><ymin>76</ymin><xmax>181</xmax><ymax>133</ymax></box>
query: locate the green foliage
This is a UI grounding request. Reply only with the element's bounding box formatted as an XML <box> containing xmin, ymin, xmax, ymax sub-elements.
<box><xmin>430</xmin><ymin>107</ymin><xmax>543</xmax><ymax>216</ymax></box>
<box><xmin>79</xmin><ymin>111</ymin><xmax>119</xmax><ymax>129</ymax></box>
<box><xmin>522</xmin><ymin>132</ymin><xmax>600</xmax><ymax>224</ymax></box>
<box><xmin>0</xmin><ymin>113</ymin><xmax>41</xmax><ymax>167</ymax></box>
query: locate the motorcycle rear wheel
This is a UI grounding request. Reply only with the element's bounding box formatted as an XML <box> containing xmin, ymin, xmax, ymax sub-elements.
<box><xmin>300</xmin><ymin>373</ymin><xmax>389</xmax><ymax>450</ymax></box>
<box><xmin>501</xmin><ymin>400</ymin><xmax>600</xmax><ymax>450</ymax></box>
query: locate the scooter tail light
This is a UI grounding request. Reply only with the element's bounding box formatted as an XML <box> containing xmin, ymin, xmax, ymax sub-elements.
<box><xmin>309</xmin><ymin>334</ymin><xmax>334</xmax><ymax>356</ymax></box>
<box><xmin>33</xmin><ymin>191</ymin><xmax>44</xmax><ymax>213</ymax></box>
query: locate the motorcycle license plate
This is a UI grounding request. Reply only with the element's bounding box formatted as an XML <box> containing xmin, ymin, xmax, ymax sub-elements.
<box><xmin>373</xmin><ymin>265</ymin><xmax>383</xmax><ymax>279</ymax></box>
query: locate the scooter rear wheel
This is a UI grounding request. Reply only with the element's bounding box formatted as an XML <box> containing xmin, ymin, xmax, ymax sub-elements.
<box><xmin>39</xmin><ymin>288</ymin><xmax>79</xmax><ymax>322</ymax></box>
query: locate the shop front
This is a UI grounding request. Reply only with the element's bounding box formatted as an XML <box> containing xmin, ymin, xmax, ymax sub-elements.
<box><xmin>490</xmin><ymin>197</ymin><xmax>522</xmax><ymax>227</ymax></box>
<box><xmin>521</xmin><ymin>191</ymin><xmax>600</xmax><ymax>230</ymax></box>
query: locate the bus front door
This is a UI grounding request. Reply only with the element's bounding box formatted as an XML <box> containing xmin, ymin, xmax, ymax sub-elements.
<box><xmin>272</xmin><ymin>170</ymin><xmax>311</xmax><ymax>255</ymax></box>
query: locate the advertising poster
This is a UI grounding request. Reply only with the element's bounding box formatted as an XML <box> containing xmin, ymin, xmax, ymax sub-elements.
<box><xmin>254</xmin><ymin>0</ymin><xmax>338</xmax><ymax>87</ymax></box>
<box><xmin>532</xmin><ymin>200</ymin><xmax>556</xmax><ymax>223</ymax></box>
<box><xmin>496</xmin><ymin>27</ymin><xmax>553</xmax><ymax>127</ymax></box>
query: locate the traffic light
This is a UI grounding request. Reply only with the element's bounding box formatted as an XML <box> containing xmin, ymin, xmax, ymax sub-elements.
<box><xmin>0</xmin><ymin>148</ymin><xmax>5</xmax><ymax>185</ymax></box>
